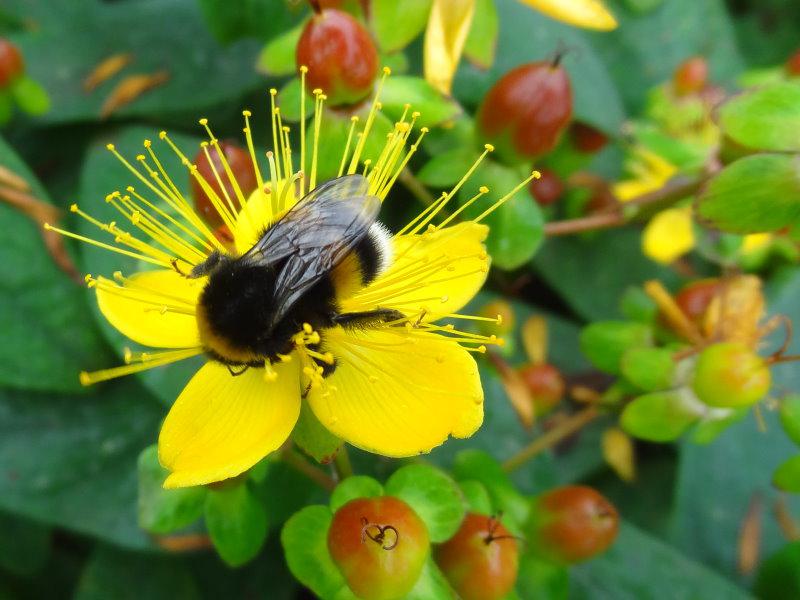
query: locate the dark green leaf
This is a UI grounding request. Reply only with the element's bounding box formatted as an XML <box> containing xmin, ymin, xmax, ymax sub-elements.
<box><xmin>197</xmin><ymin>0</ymin><xmax>301</xmax><ymax>45</ymax></box>
<box><xmin>371</xmin><ymin>0</ymin><xmax>431</xmax><ymax>53</ymax></box>
<box><xmin>384</xmin><ymin>464</ymin><xmax>465</xmax><ymax>543</ymax></box>
<box><xmin>0</xmin><ymin>511</ymin><xmax>50</xmax><ymax>576</ymax></box>
<box><xmin>256</xmin><ymin>20</ymin><xmax>305</xmax><ymax>77</ymax></box>
<box><xmin>579</xmin><ymin>321</ymin><xmax>652</xmax><ymax>375</ymax></box>
<box><xmin>463</xmin><ymin>0</ymin><xmax>498</xmax><ymax>70</ymax></box>
<box><xmin>697</xmin><ymin>154</ymin><xmax>800</xmax><ymax>234</ymax></box>
<box><xmin>516</xmin><ymin>554</ymin><xmax>568</xmax><ymax>600</ymax></box>
<box><xmin>74</xmin><ymin>545</ymin><xmax>200</xmax><ymax>600</ymax></box>
<box><xmin>137</xmin><ymin>445</ymin><xmax>206</xmax><ymax>535</ymax></box>
<box><xmin>417</xmin><ymin>146</ymin><xmax>478</xmax><ymax>188</ymax></box>
<box><xmin>620</xmin><ymin>347</ymin><xmax>675</xmax><ymax>391</ymax></box>
<box><xmin>779</xmin><ymin>394</ymin><xmax>800</xmax><ymax>447</ymax></box>
<box><xmin>329</xmin><ymin>476</ymin><xmax>384</xmax><ymax>513</ymax></box>
<box><xmin>204</xmin><ymin>482</ymin><xmax>268</xmax><ymax>567</ymax></box>
<box><xmin>719</xmin><ymin>82</ymin><xmax>800</xmax><ymax>152</ymax></box>
<box><xmin>281</xmin><ymin>505</ymin><xmax>355</xmax><ymax>600</ymax></box>
<box><xmin>773</xmin><ymin>455</ymin><xmax>800</xmax><ymax>493</ymax></box>
<box><xmin>380</xmin><ymin>76</ymin><xmax>461</xmax><ymax>128</ymax></box>
<box><xmin>620</xmin><ymin>390</ymin><xmax>699</xmax><ymax>442</ymax></box>
<box><xmin>292</xmin><ymin>402</ymin><xmax>342</xmax><ymax>464</ymax></box>
<box><xmin>9</xmin><ymin>76</ymin><xmax>50</xmax><ymax>116</ymax></box>
<box><xmin>755</xmin><ymin>541</ymin><xmax>800</xmax><ymax>600</ymax></box>
<box><xmin>0</xmin><ymin>135</ymin><xmax>109</xmax><ymax>392</ymax></box>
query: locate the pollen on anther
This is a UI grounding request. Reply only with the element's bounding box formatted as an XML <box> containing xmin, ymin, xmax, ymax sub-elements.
<box><xmin>299</xmin><ymin>65</ymin><xmax>308</xmax><ymax>74</ymax></box>
<box><xmin>496</xmin><ymin>314</ymin><xmax>503</xmax><ymax>325</ymax></box>
<box><xmin>242</xmin><ymin>109</ymin><xmax>252</xmax><ymax>117</ymax></box>
<box><xmin>69</xmin><ymin>203</ymin><xmax>78</xmax><ymax>212</ymax></box>
<box><xmin>143</xmin><ymin>139</ymin><xmax>152</xmax><ymax>148</ymax></box>
<box><xmin>198</xmin><ymin>118</ymin><xmax>208</xmax><ymax>125</ymax></box>
<box><xmin>484</xmin><ymin>143</ymin><xmax>495</xmax><ymax>152</ymax></box>
<box><xmin>479</xmin><ymin>186</ymin><xmax>489</xmax><ymax>194</ymax></box>
<box><xmin>382</xmin><ymin>66</ymin><xmax>392</xmax><ymax>75</ymax></box>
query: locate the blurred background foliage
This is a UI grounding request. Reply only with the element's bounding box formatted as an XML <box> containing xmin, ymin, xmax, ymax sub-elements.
<box><xmin>2</xmin><ymin>0</ymin><xmax>800</xmax><ymax>598</ymax></box>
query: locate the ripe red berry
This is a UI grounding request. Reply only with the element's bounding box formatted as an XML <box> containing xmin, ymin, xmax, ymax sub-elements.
<box><xmin>691</xmin><ymin>342</ymin><xmax>771</xmax><ymax>408</ymax></box>
<box><xmin>570</xmin><ymin>122</ymin><xmax>609</xmax><ymax>154</ymax></box>
<box><xmin>673</xmin><ymin>278</ymin><xmax>721</xmax><ymax>324</ymax></box>
<box><xmin>435</xmin><ymin>513</ymin><xmax>519</xmax><ymax>600</ymax></box>
<box><xmin>673</xmin><ymin>56</ymin><xmax>708</xmax><ymax>96</ymax></box>
<box><xmin>328</xmin><ymin>497</ymin><xmax>430</xmax><ymax>600</ymax></box>
<box><xmin>786</xmin><ymin>49</ymin><xmax>800</xmax><ymax>77</ymax></box>
<box><xmin>518</xmin><ymin>363</ymin><xmax>565</xmax><ymax>415</ymax></box>
<box><xmin>527</xmin><ymin>485</ymin><xmax>619</xmax><ymax>564</ymax></box>
<box><xmin>528</xmin><ymin>169</ymin><xmax>564</xmax><ymax>206</ymax></box>
<box><xmin>296</xmin><ymin>9</ymin><xmax>379</xmax><ymax>107</ymax></box>
<box><xmin>191</xmin><ymin>141</ymin><xmax>258</xmax><ymax>227</ymax></box>
<box><xmin>0</xmin><ymin>38</ymin><xmax>24</xmax><ymax>88</ymax></box>
<box><xmin>476</xmin><ymin>60</ymin><xmax>573</xmax><ymax>163</ymax></box>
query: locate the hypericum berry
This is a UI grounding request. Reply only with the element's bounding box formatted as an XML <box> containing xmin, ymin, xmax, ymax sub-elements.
<box><xmin>673</xmin><ymin>56</ymin><xmax>708</xmax><ymax>96</ymax></box>
<box><xmin>786</xmin><ymin>49</ymin><xmax>800</xmax><ymax>77</ymax></box>
<box><xmin>328</xmin><ymin>497</ymin><xmax>430</xmax><ymax>600</ymax></box>
<box><xmin>191</xmin><ymin>141</ymin><xmax>258</xmax><ymax>227</ymax></box>
<box><xmin>296</xmin><ymin>8</ymin><xmax>379</xmax><ymax>107</ymax></box>
<box><xmin>673</xmin><ymin>278</ymin><xmax>721</xmax><ymax>324</ymax></box>
<box><xmin>570</xmin><ymin>122</ymin><xmax>609</xmax><ymax>154</ymax></box>
<box><xmin>528</xmin><ymin>168</ymin><xmax>564</xmax><ymax>206</ymax></box>
<box><xmin>478</xmin><ymin>299</ymin><xmax>515</xmax><ymax>336</ymax></box>
<box><xmin>476</xmin><ymin>59</ymin><xmax>573</xmax><ymax>163</ymax></box>
<box><xmin>0</xmin><ymin>38</ymin><xmax>24</xmax><ymax>88</ymax></box>
<box><xmin>526</xmin><ymin>485</ymin><xmax>619</xmax><ymax>564</ymax></box>
<box><xmin>518</xmin><ymin>363</ymin><xmax>565</xmax><ymax>415</ymax></box>
<box><xmin>691</xmin><ymin>342</ymin><xmax>771</xmax><ymax>408</ymax></box>
<box><xmin>435</xmin><ymin>514</ymin><xmax>519</xmax><ymax>600</ymax></box>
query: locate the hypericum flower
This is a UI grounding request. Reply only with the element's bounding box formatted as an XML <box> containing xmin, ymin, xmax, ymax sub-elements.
<box><xmin>46</xmin><ymin>68</ymin><xmax>537</xmax><ymax>488</ymax></box>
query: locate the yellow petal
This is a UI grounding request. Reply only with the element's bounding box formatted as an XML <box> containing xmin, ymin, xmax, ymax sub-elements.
<box><xmin>96</xmin><ymin>269</ymin><xmax>203</xmax><ymax>348</ymax></box>
<box><xmin>642</xmin><ymin>206</ymin><xmax>695</xmax><ymax>264</ymax></box>
<box><xmin>159</xmin><ymin>359</ymin><xmax>301</xmax><ymax>488</ymax></box>
<box><xmin>232</xmin><ymin>183</ymin><xmax>299</xmax><ymax>254</ymax></box>
<box><xmin>341</xmin><ymin>222</ymin><xmax>490</xmax><ymax>320</ymax></box>
<box><xmin>519</xmin><ymin>0</ymin><xmax>617</xmax><ymax>30</ymax></box>
<box><xmin>308</xmin><ymin>327</ymin><xmax>483</xmax><ymax>456</ymax></box>
<box><xmin>741</xmin><ymin>233</ymin><xmax>772</xmax><ymax>254</ymax></box>
<box><xmin>424</xmin><ymin>0</ymin><xmax>476</xmax><ymax>95</ymax></box>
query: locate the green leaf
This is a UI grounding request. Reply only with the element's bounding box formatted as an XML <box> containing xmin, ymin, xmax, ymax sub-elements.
<box><xmin>457</xmin><ymin>159</ymin><xmax>544</xmax><ymax>270</ymax></box>
<box><xmin>516</xmin><ymin>554</ymin><xmax>568</xmax><ymax>600</ymax></box>
<box><xmin>0</xmin><ymin>135</ymin><xmax>109</xmax><ymax>392</ymax></box>
<box><xmin>74</xmin><ymin>545</ymin><xmax>200</xmax><ymax>600</ymax></box>
<box><xmin>9</xmin><ymin>76</ymin><xmax>50</xmax><ymax>115</ymax></box>
<box><xmin>779</xmin><ymin>394</ymin><xmax>800</xmax><ymax>446</ymax></box>
<box><xmin>773</xmin><ymin>455</ymin><xmax>800</xmax><ymax>493</ymax></box>
<box><xmin>137</xmin><ymin>445</ymin><xmax>206</xmax><ymax>535</ymax></box>
<box><xmin>620</xmin><ymin>391</ymin><xmax>700</xmax><ymax>442</ymax></box>
<box><xmin>417</xmin><ymin>146</ymin><xmax>478</xmax><ymax>188</ymax></box>
<box><xmin>697</xmin><ymin>154</ymin><xmax>800</xmax><ymax>234</ymax></box>
<box><xmin>579</xmin><ymin>321</ymin><xmax>652</xmax><ymax>375</ymax></box>
<box><xmin>329</xmin><ymin>476</ymin><xmax>384</xmax><ymax>513</ymax></box>
<box><xmin>380</xmin><ymin>76</ymin><xmax>461</xmax><ymax>128</ymax></box>
<box><xmin>755</xmin><ymin>541</ymin><xmax>800</xmax><ymax>600</ymax></box>
<box><xmin>256</xmin><ymin>20</ymin><xmax>305</xmax><ymax>76</ymax></box>
<box><xmin>292</xmin><ymin>402</ymin><xmax>342</xmax><ymax>464</ymax></box>
<box><xmin>384</xmin><ymin>464</ymin><xmax>465</xmax><ymax>543</ymax></box>
<box><xmin>458</xmin><ymin>480</ymin><xmax>493</xmax><ymax>515</ymax></box>
<box><xmin>0</xmin><ymin>379</ymin><xmax>163</xmax><ymax>549</ymax></box>
<box><xmin>463</xmin><ymin>0</ymin><xmax>498</xmax><ymax>70</ymax></box>
<box><xmin>0</xmin><ymin>89</ymin><xmax>12</xmax><ymax>124</ymax></box>
<box><xmin>197</xmin><ymin>0</ymin><xmax>301</xmax><ymax>44</ymax></box>
<box><xmin>405</xmin><ymin>558</ymin><xmax>455</xmax><ymax>600</ymax></box>
<box><xmin>620</xmin><ymin>347</ymin><xmax>675</xmax><ymax>391</ymax></box>
<box><xmin>719</xmin><ymin>82</ymin><xmax>800</xmax><ymax>152</ymax></box>
<box><xmin>204</xmin><ymin>482</ymin><xmax>268</xmax><ymax>567</ymax></box>
<box><xmin>371</xmin><ymin>0</ymin><xmax>431</xmax><ymax>53</ymax></box>
<box><xmin>0</xmin><ymin>512</ymin><xmax>50</xmax><ymax>576</ymax></box>
<box><xmin>277</xmin><ymin>77</ymin><xmax>315</xmax><ymax>122</ymax></box>
<box><xmin>619</xmin><ymin>286</ymin><xmax>658</xmax><ymax>323</ymax></box>
<box><xmin>281</xmin><ymin>505</ymin><xmax>356</xmax><ymax>600</ymax></box>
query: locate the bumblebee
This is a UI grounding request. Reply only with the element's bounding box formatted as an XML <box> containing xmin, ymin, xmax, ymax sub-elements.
<box><xmin>188</xmin><ymin>174</ymin><xmax>401</xmax><ymax>376</ymax></box>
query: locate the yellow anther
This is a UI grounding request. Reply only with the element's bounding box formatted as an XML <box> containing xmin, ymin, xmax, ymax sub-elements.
<box><xmin>270</xmin><ymin>88</ymin><xmax>277</xmax><ymax>95</ymax></box>
<box><xmin>496</xmin><ymin>314</ymin><xmax>503</xmax><ymax>325</ymax></box>
<box><xmin>484</xmin><ymin>143</ymin><xmax>495</xmax><ymax>151</ymax></box>
<box><xmin>143</xmin><ymin>139</ymin><xmax>151</xmax><ymax>148</ymax></box>
<box><xmin>69</xmin><ymin>203</ymin><xmax>78</xmax><ymax>212</ymax></box>
<box><xmin>421</xmin><ymin>127</ymin><xmax>429</xmax><ymax>133</ymax></box>
<box><xmin>383</xmin><ymin>66</ymin><xmax>391</xmax><ymax>75</ymax></box>
<box><xmin>276</xmin><ymin>353</ymin><xmax>292</xmax><ymax>363</ymax></box>
<box><xmin>242</xmin><ymin>109</ymin><xmax>252</xmax><ymax>117</ymax></box>
<box><xmin>531</xmin><ymin>170</ymin><xmax>541</xmax><ymax>179</ymax></box>
<box><xmin>312</xmin><ymin>88</ymin><xmax>322</xmax><ymax>95</ymax></box>
<box><xmin>198</xmin><ymin>118</ymin><xmax>208</xmax><ymax>125</ymax></box>
<box><xmin>106</xmin><ymin>143</ymin><xmax>115</xmax><ymax>151</ymax></box>
<box><xmin>479</xmin><ymin>185</ymin><xmax>489</xmax><ymax>193</ymax></box>
<box><xmin>299</xmin><ymin>65</ymin><xmax>308</xmax><ymax>73</ymax></box>
<box><xmin>303</xmin><ymin>323</ymin><xmax>313</xmax><ymax>334</ymax></box>
<box><xmin>158</xmin><ymin>131</ymin><xmax>167</xmax><ymax>139</ymax></box>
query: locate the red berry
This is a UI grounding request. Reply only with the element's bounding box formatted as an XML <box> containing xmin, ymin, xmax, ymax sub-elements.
<box><xmin>328</xmin><ymin>497</ymin><xmax>430</xmax><ymax>600</ymax></box>
<box><xmin>673</xmin><ymin>56</ymin><xmax>708</xmax><ymax>96</ymax></box>
<box><xmin>527</xmin><ymin>486</ymin><xmax>619</xmax><ymax>564</ymax></box>
<box><xmin>191</xmin><ymin>141</ymin><xmax>258</xmax><ymax>227</ymax></box>
<box><xmin>570</xmin><ymin>122</ymin><xmax>609</xmax><ymax>154</ymax></box>
<box><xmin>673</xmin><ymin>278</ymin><xmax>721</xmax><ymax>324</ymax></box>
<box><xmin>528</xmin><ymin>169</ymin><xmax>564</xmax><ymax>206</ymax></box>
<box><xmin>0</xmin><ymin>38</ymin><xmax>24</xmax><ymax>88</ymax></box>
<box><xmin>296</xmin><ymin>9</ymin><xmax>379</xmax><ymax>107</ymax></box>
<box><xmin>786</xmin><ymin>49</ymin><xmax>800</xmax><ymax>77</ymax></box>
<box><xmin>477</xmin><ymin>60</ymin><xmax>573</xmax><ymax>163</ymax></box>
<box><xmin>691</xmin><ymin>342</ymin><xmax>771</xmax><ymax>408</ymax></box>
<box><xmin>518</xmin><ymin>363</ymin><xmax>565</xmax><ymax>415</ymax></box>
<box><xmin>435</xmin><ymin>514</ymin><xmax>519</xmax><ymax>600</ymax></box>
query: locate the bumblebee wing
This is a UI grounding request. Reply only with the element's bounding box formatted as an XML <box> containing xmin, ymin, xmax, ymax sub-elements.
<box><xmin>243</xmin><ymin>175</ymin><xmax>381</xmax><ymax>329</ymax></box>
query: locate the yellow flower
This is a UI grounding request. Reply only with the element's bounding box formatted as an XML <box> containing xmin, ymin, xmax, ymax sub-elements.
<box><xmin>47</xmin><ymin>69</ymin><xmax>536</xmax><ymax>488</ymax></box>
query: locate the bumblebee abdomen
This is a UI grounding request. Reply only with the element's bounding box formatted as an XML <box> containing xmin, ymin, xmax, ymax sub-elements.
<box><xmin>330</xmin><ymin>222</ymin><xmax>393</xmax><ymax>298</ymax></box>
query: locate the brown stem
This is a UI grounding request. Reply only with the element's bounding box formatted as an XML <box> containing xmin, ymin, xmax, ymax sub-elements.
<box><xmin>154</xmin><ymin>533</ymin><xmax>213</xmax><ymax>552</ymax></box>
<box><xmin>502</xmin><ymin>406</ymin><xmax>599</xmax><ymax>472</ymax></box>
<box><xmin>544</xmin><ymin>175</ymin><xmax>704</xmax><ymax>237</ymax></box>
<box><xmin>282</xmin><ymin>447</ymin><xmax>336</xmax><ymax>491</ymax></box>
<box><xmin>308</xmin><ymin>0</ymin><xmax>322</xmax><ymax>13</ymax></box>
<box><xmin>333</xmin><ymin>445</ymin><xmax>354</xmax><ymax>481</ymax></box>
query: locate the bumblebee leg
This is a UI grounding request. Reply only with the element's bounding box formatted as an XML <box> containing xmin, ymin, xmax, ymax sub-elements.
<box><xmin>332</xmin><ymin>309</ymin><xmax>407</xmax><ymax>329</ymax></box>
<box><xmin>186</xmin><ymin>250</ymin><xmax>228</xmax><ymax>279</ymax></box>
<box><xmin>227</xmin><ymin>364</ymin><xmax>250</xmax><ymax>377</ymax></box>
<box><xmin>170</xmin><ymin>258</ymin><xmax>190</xmax><ymax>277</ymax></box>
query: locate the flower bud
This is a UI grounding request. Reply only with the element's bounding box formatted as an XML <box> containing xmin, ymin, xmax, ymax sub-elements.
<box><xmin>0</xmin><ymin>38</ymin><xmax>24</xmax><ymax>88</ymax></box>
<box><xmin>691</xmin><ymin>342</ymin><xmax>770</xmax><ymax>408</ymax></box>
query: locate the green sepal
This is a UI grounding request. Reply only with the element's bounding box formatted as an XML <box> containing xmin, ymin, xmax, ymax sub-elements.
<box><xmin>204</xmin><ymin>480</ymin><xmax>268</xmax><ymax>567</ymax></box>
<box><xmin>621</xmin><ymin>346</ymin><xmax>675</xmax><ymax>392</ymax></box>
<box><xmin>292</xmin><ymin>401</ymin><xmax>342</xmax><ymax>464</ymax></box>
<box><xmin>579</xmin><ymin>321</ymin><xmax>652</xmax><ymax>375</ymax></box>
<box><xmin>10</xmin><ymin>76</ymin><xmax>50</xmax><ymax>116</ymax></box>
<box><xmin>689</xmin><ymin>408</ymin><xmax>748</xmax><ymax>444</ymax></box>
<box><xmin>621</xmin><ymin>390</ymin><xmax>700</xmax><ymax>442</ymax></box>
<box><xmin>255</xmin><ymin>20</ymin><xmax>305</xmax><ymax>77</ymax></box>
<box><xmin>330</xmin><ymin>476</ymin><xmax>384</xmax><ymax>513</ymax></box>
<box><xmin>779</xmin><ymin>394</ymin><xmax>800</xmax><ymax>447</ymax></box>
<box><xmin>773</xmin><ymin>455</ymin><xmax>800</xmax><ymax>493</ymax></box>
<box><xmin>458</xmin><ymin>479</ymin><xmax>493</xmax><ymax>515</ymax></box>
